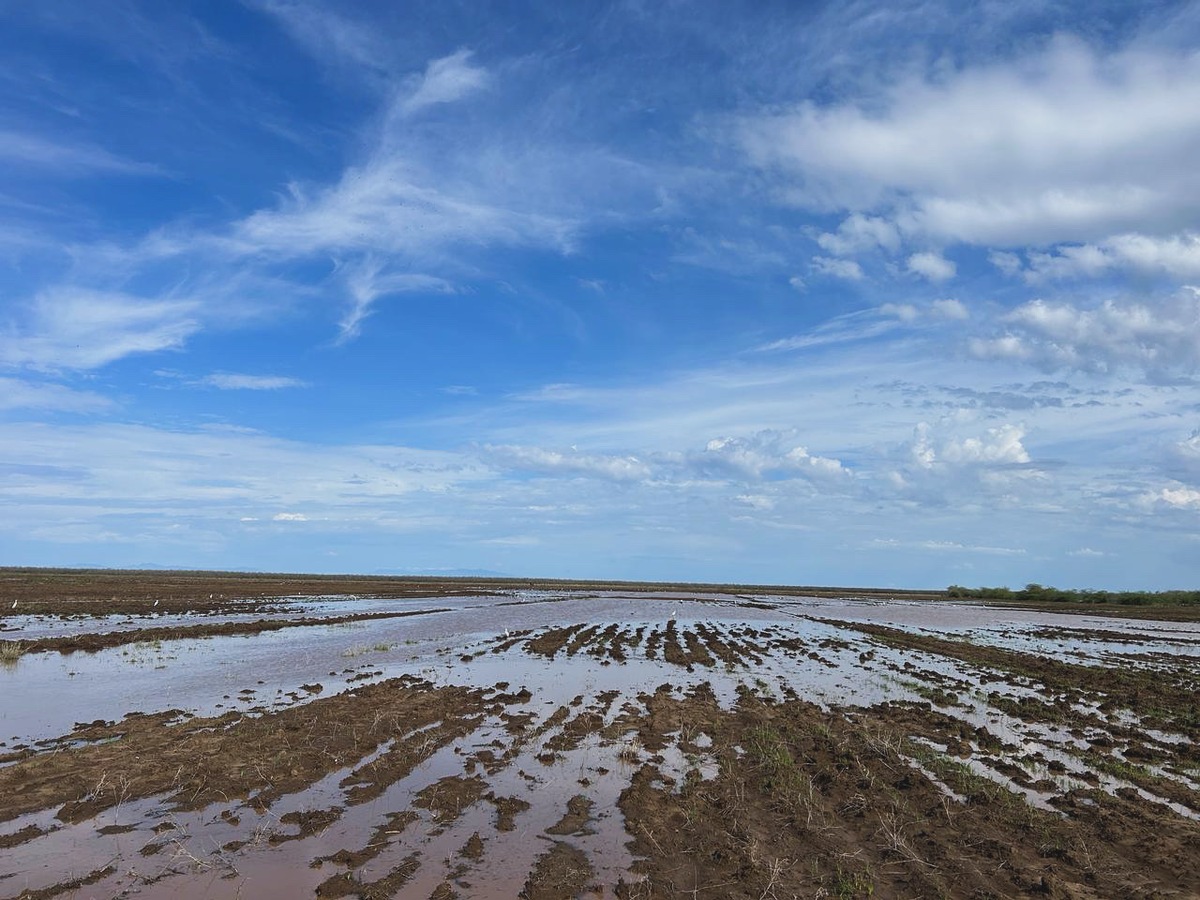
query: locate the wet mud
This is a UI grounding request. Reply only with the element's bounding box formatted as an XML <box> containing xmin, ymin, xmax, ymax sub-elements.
<box><xmin>2</xmin><ymin>575</ymin><xmax>1199</xmax><ymax>898</ymax></box>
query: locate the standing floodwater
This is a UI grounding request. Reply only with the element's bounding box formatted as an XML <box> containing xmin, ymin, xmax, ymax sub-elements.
<box><xmin>2</xmin><ymin>585</ymin><xmax>1199</xmax><ymax>898</ymax></box>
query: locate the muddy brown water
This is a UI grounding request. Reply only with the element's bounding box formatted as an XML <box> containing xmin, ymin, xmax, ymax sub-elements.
<box><xmin>2</xmin><ymin>590</ymin><xmax>1199</xmax><ymax>898</ymax></box>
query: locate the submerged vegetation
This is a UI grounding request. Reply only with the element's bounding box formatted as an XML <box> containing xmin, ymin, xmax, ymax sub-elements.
<box><xmin>947</xmin><ymin>583</ymin><xmax>1200</xmax><ymax>606</ymax></box>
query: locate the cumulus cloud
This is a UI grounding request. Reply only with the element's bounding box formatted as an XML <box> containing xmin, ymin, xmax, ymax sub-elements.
<box><xmin>931</xmin><ymin>298</ymin><xmax>969</xmax><ymax>320</ymax></box>
<box><xmin>969</xmin><ymin>288</ymin><xmax>1200</xmax><ymax>376</ymax></box>
<box><xmin>816</xmin><ymin>214</ymin><xmax>900</xmax><ymax>256</ymax></box>
<box><xmin>940</xmin><ymin>423</ymin><xmax>1031</xmax><ymax>465</ymax></box>
<box><xmin>486</xmin><ymin>429</ymin><xmax>851</xmax><ymax>489</ymax></box>
<box><xmin>697</xmin><ymin>431</ymin><xmax>847</xmax><ymax>480</ymax></box>
<box><xmin>737</xmin><ymin>38</ymin><xmax>1200</xmax><ymax>247</ymax></box>
<box><xmin>902</xmin><ymin>422</ymin><xmax>1027</xmax><ymax>475</ymax></box>
<box><xmin>1142</xmin><ymin>485</ymin><xmax>1200</xmax><ymax>510</ymax></box>
<box><xmin>893</xmin><ymin>422</ymin><xmax>1036</xmax><ymax>507</ymax></box>
<box><xmin>1017</xmin><ymin>232</ymin><xmax>1200</xmax><ymax>283</ymax></box>
<box><xmin>1174</xmin><ymin>431</ymin><xmax>1200</xmax><ymax>469</ymax></box>
<box><xmin>0</xmin><ymin>288</ymin><xmax>199</xmax><ymax>371</ymax></box>
<box><xmin>907</xmin><ymin>251</ymin><xmax>956</xmax><ymax>282</ymax></box>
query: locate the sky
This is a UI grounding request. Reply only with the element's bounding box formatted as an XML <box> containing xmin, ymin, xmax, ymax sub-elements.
<box><xmin>2</xmin><ymin>0</ymin><xmax>1199</xmax><ymax>589</ymax></box>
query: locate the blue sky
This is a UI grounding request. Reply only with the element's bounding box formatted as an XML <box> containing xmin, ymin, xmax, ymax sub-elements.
<box><xmin>2</xmin><ymin>0</ymin><xmax>1200</xmax><ymax>589</ymax></box>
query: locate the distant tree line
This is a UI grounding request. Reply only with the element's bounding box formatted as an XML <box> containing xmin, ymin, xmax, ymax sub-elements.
<box><xmin>946</xmin><ymin>583</ymin><xmax>1200</xmax><ymax>606</ymax></box>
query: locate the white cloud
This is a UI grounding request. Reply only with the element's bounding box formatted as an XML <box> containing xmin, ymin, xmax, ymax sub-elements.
<box><xmin>931</xmin><ymin>298</ymin><xmax>968</xmax><ymax>320</ymax></box>
<box><xmin>199</xmin><ymin>373</ymin><xmax>308</xmax><ymax>390</ymax></box>
<box><xmin>735</xmin><ymin>494</ymin><xmax>775</xmax><ymax>511</ymax></box>
<box><xmin>902</xmin><ymin>422</ymin><xmax>1032</xmax><ymax>475</ymax></box>
<box><xmin>1069</xmin><ymin>547</ymin><xmax>1105</xmax><ymax>557</ymax></box>
<box><xmin>697</xmin><ymin>431</ymin><xmax>847</xmax><ymax>480</ymax></box>
<box><xmin>486</xmin><ymin>445</ymin><xmax>653</xmax><ymax>482</ymax></box>
<box><xmin>907</xmin><ymin>251</ymin><xmax>956</xmax><ymax>282</ymax></box>
<box><xmin>738</xmin><ymin>38</ymin><xmax>1200</xmax><ymax>247</ymax></box>
<box><xmin>339</xmin><ymin>258</ymin><xmax>456</xmax><ymax>341</ymax></box>
<box><xmin>988</xmin><ymin>250</ymin><xmax>1023</xmax><ymax>276</ymax></box>
<box><xmin>871</xmin><ymin>538</ymin><xmax>1026</xmax><ymax>556</ymax></box>
<box><xmin>479</xmin><ymin>534</ymin><xmax>539</xmax><ymax>546</ymax></box>
<box><xmin>0</xmin><ymin>421</ymin><xmax>489</xmax><ymax>518</ymax></box>
<box><xmin>1019</xmin><ymin>231</ymin><xmax>1200</xmax><ymax>283</ymax></box>
<box><xmin>1143</xmin><ymin>486</ymin><xmax>1200</xmax><ymax>510</ymax></box>
<box><xmin>0</xmin><ymin>288</ymin><xmax>199</xmax><ymax>371</ymax></box>
<box><xmin>0</xmin><ymin>377</ymin><xmax>113</xmax><ymax>413</ymax></box>
<box><xmin>811</xmin><ymin>256</ymin><xmax>865</xmax><ymax>281</ymax></box>
<box><xmin>232</xmin><ymin>159</ymin><xmax>574</xmax><ymax>264</ymax></box>
<box><xmin>941</xmin><ymin>423</ymin><xmax>1031</xmax><ymax>465</ymax></box>
<box><xmin>878</xmin><ymin>298</ymin><xmax>967</xmax><ymax>325</ymax></box>
<box><xmin>816</xmin><ymin>214</ymin><xmax>900</xmax><ymax>256</ymax></box>
<box><xmin>879</xmin><ymin>303</ymin><xmax>919</xmax><ymax>322</ymax></box>
<box><xmin>758</xmin><ymin>309</ymin><xmax>898</xmax><ymax>352</ymax></box>
<box><xmin>969</xmin><ymin>288</ymin><xmax>1200</xmax><ymax>376</ymax></box>
<box><xmin>0</xmin><ymin>130</ymin><xmax>158</xmax><ymax>177</ymax></box>
<box><xmin>253</xmin><ymin>1</ymin><xmax>393</xmax><ymax>75</ymax></box>
<box><xmin>1174</xmin><ymin>431</ymin><xmax>1200</xmax><ymax>470</ymax></box>
<box><xmin>273</xmin><ymin>512</ymin><xmax>309</xmax><ymax>521</ymax></box>
<box><xmin>399</xmin><ymin>49</ymin><xmax>489</xmax><ymax>116</ymax></box>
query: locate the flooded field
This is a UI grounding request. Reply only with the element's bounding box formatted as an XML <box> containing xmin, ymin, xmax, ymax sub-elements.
<box><xmin>1</xmin><ymin>579</ymin><xmax>1199</xmax><ymax>898</ymax></box>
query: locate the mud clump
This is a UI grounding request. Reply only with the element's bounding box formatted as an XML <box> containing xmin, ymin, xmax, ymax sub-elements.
<box><xmin>520</xmin><ymin>841</ymin><xmax>595</xmax><ymax>899</ymax></box>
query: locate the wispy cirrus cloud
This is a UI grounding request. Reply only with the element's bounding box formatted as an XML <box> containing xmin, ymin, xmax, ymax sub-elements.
<box><xmin>198</xmin><ymin>373</ymin><xmax>308</xmax><ymax>390</ymax></box>
<box><xmin>0</xmin><ymin>130</ymin><xmax>160</xmax><ymax>177</ymax></box>
<box><xmin>0</xmin><ymin>288</ymin><xmax>200</xmax><ymax>372</ymax></box>
<box><xmin>398</xmin><ymin>49</ymin><xmax>489</xmax><ymax>116</ymax></box>
<box><xmin>338</xmin><ymin>258</ymin><xmax>457</xmax><ymax>341</ymax></box>
<box><xmin>0</xmin><ymin>377</ymin><xmax>114</xmax><ymax>412</ymax></box>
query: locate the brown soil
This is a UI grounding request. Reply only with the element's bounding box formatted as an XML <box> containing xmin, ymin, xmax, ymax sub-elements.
<box><xmin>614</xmin><ymin>688</ymin><xmax>1200</xmax><ymax>899</ymax></box>
<box><xmin>0</xmin><ymin>566</ymin><xmax>954</xmax><ymax>619</ymax></box>
<box><xmin>0</xmin><ymin>676</ymin><xmax>495</xmax><ymax>826</ymax></box>
<box><xmin>521</xmin><ymin>842</ymin><xmax>596</xmax><ymax>899</ymax></box>
<box><xmin>821</xmin><ymin>618</ymin><xmax>1200</xmax><ymax>734</ymax></box>
<box><xmin>5</xmin><ymin>573</ymin><xmax>1200</xmax><ymax>899</ymax></box>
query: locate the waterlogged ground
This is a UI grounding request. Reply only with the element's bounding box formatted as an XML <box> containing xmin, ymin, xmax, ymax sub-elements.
<box><xmin>1</xmin><ymin>581</ymin><xmax>1199</xmax><ymax>899</ymax></box>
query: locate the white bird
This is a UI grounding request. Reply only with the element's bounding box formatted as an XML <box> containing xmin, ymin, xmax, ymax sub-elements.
<box><xmin>10</xmin><ymin>600</ymin><xmax>16</xmax><ymax>609</ymax></box>
<box><xmin>153</xmin><ymin>599</ymin><xmax>159</xmax><ymax>607</ymax></box>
